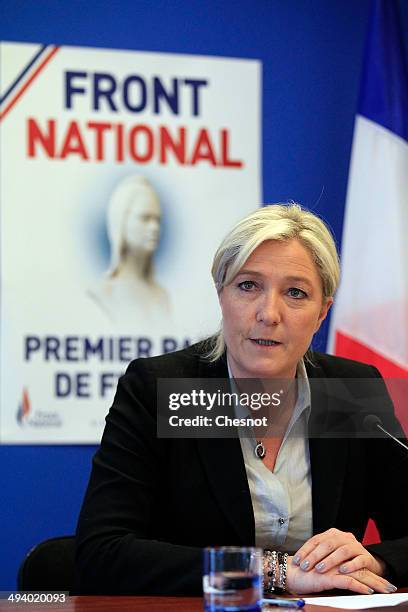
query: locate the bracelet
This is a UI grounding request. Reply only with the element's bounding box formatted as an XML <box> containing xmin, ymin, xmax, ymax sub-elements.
<box><xmin>278</xmin><ymin>551</ymin><xmax>288</xmax><ymax>592</ymax></box>
<box><xmin>264</xmin><ymin>550</ymin><xmax>278</xmax><ymax>593</ymax></box>
<box><xmin>263</xmin><ymin>550</ymin><xmax>288</xmax><ymax>594</ymax></box>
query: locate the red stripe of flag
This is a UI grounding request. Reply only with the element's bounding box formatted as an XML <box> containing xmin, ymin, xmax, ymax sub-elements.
<box><xmin>336</xmin><ymin>330</ymin><xmax>408</xmax><ymax>544</ymax></box>
<box><xmin>334</xmin><ymin>331</ymin><xmax>408</xmax><ymax>378</ymax></box>
<box><xmin>335</xmin><ymin>330</ymin><xmax>408</xmax><ymax>437</ymax></box>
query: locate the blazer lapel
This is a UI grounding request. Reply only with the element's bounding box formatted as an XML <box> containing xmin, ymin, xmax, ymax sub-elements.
<box><xmin>196</xmin><ymin>437</ymin><xmax>255</xmax><ymax>544</ymax></box>
<box><xmin>307</xmin><ymin>367</ymin><xmax>349</xmax><ymax>534</ymax></box>
<box><xmin>194</xmin><ymin>354</ymin><xmax>255</xmax><ymax>545</ymax></box>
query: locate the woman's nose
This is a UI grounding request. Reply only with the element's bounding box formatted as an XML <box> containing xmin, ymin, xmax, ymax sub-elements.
<box><xmin>256</xmin><ymin>292</ymin><xmax>282</xmax><ymax>325</ymax></box>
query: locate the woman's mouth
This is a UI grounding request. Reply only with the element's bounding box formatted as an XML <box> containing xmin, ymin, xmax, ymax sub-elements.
<box><xmin>250</xmin><ymin>338</ymin><xmax>282</xmax><ymax>347</ymax></box>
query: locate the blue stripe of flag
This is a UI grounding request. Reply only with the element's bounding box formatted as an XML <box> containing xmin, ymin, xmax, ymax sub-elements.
<box><xmin>358</xmin><ymin>0</ymin><xmax>408</xmax><ymax>143</ymax></box>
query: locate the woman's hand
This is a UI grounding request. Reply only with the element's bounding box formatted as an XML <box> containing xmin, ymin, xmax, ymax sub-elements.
<box><xmin>285</xmin><ymin>554</ymin><xmax>396</xmax><ymax>595</ymax></box>
<box><xmin>292</xmin><ymin>528</ymin><xmax>388</xmax><ymax>578</ymax></box>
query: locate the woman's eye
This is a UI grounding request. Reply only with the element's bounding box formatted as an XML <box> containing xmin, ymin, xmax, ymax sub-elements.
<box><xmin>287</xmin><ymin>287</ymin><xmax>307</xmax><ymax>299</ymax></box>
<box><xmin>238</xmin><ymin>280</ymin><xmax>256</xmax><ymax>291</ymax></box>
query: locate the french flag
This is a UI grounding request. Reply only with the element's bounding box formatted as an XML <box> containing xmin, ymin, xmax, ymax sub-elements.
<box><xmin>329</xmin><ymin>0</ymin><xmax>408</xmax><ymax>403</ymax></box>
<box><xmin>328</xmin><ymin>0</ymin><xmax>408</xmax><ymax>544</ymax></box>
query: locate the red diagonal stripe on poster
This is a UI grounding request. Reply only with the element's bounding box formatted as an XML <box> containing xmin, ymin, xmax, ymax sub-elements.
<box><xmin>0</xmin><ymin>45</ymin><xmax>60</xmax><ymax>122</ymax></box>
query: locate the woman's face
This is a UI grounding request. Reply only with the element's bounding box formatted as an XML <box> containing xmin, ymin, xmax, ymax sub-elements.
<box><xmin>124</xmin><ymin>188</ymin><xmax>161</xmax><ymax>253</ymax></box>
<box><xmin>218</xmin><ymin>239</ymin><xmax>333</xmax><ymax>379</ymax></box>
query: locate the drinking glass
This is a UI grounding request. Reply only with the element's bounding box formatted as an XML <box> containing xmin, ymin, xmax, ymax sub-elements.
<box><xmin>203</xmin><ymin>546</ymin><xmax>263</xmax><ymax>612</ymax></box>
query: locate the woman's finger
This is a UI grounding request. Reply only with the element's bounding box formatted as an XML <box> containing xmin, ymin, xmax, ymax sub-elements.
<box><xmin>347</xmin><ymin>568</ymin><xmax>397</xmax><ymax>594</ymax></box>
<box><xmin>336</xmin><ymin>554</ymin><xmax>377</xmax><ymax>575</ymax></box>
<box><xmin>314</xmin><ymin>547</ymin><xmax>367</xmax><ymax>573</ymax></box>
<box><xmin>293</xmin><ymin>529</ymin><xmax>344</xmax><ymax>566</ymax></box>
<box><xmin>308</xmin><ymin>571</ymin><xmax>376</xmax><ymax>595</ymax></box>
<box><xmin>297</xmin><ymin>534</ymin><xmax>357</xmax><ymax>571</ymax></box>
<box><xmin>332</xmin><ymin>573</ymin><xmax>377</xmax><ymax>595</ymax></box>
<box><xmin>292</xmin><ymin>535</ymin><xmax>324</xmax><ymax>566</ymax></box>
<box><xmin>286</xmin><ymin>559</ymin><xmax>397</xmax><ymax>595</ymax></box>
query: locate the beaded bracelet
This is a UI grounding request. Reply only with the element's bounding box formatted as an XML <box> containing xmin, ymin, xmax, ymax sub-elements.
<box><xmin>264</xmin><ymin>550</ymin><xmax>278</xmax><ymax>593</ymax></box>
<box><xmin>263</xmin><ymin>550</ymin><xmax>288</xmax><ymax>594</ymax></box>
<box><xmin>278</xmin><ymin>552</ymin><xmax>288</xmax><ymax>592</ymax></box>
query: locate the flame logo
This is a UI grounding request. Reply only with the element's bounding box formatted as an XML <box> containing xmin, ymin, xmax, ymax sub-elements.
<box><xmin>17</xmin><ymin>387</ymin><xmax>31</xmax><ymax>425</ymax></box>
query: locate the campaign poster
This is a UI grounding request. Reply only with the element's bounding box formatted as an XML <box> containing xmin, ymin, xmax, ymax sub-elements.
<box><xmin>0</xmin><ymin>42</ymin><xmax>261</xmax><ymax>443</ymax></box>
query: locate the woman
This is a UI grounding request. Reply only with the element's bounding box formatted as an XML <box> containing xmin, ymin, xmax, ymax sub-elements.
<box><xmin>76</xmin><ymin>204</ymin><xmax>408</xmax><ymax>595</ymax></box>
<box><xmin>89</xmin><ymin>174</ymin><xmax>171</xmax><ymax>329</ymax></box>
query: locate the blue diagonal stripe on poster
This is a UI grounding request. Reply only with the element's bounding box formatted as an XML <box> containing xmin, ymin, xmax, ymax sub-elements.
<box><xmin>0</xmin><ymin>44</ymin><xmax>47</xmax><ymax>105</ymax></box>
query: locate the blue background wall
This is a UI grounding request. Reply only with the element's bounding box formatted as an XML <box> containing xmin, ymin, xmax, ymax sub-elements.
<box><xmin>1</xmin><ymin>0</ymin><xmax>408</xmax><ymax>590</ymax></box>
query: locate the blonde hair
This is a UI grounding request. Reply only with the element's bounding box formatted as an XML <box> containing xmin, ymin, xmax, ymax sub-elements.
<box><xmin>208</xmin><ymin>203</ymin><xmax>340</xmax><ymax>361</ymax></box>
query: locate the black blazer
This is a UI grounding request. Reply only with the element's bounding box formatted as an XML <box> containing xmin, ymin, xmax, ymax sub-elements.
<box><xmin>75</xmin><ymin>342</ymin><xmax>408</xmax><ymax>594</ymax></box>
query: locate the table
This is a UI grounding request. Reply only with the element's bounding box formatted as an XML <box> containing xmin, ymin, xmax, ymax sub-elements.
<box><xmin>0</xmin><ymin>592</ymin><xmax>407</xmax><ymax>612</ymax></box>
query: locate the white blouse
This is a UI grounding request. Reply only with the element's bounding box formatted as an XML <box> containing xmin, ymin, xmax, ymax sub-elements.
<box><xmin>230</xmin><ymin>360</ymin><xmax>313</xmax><ymax>552</ymax></box>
